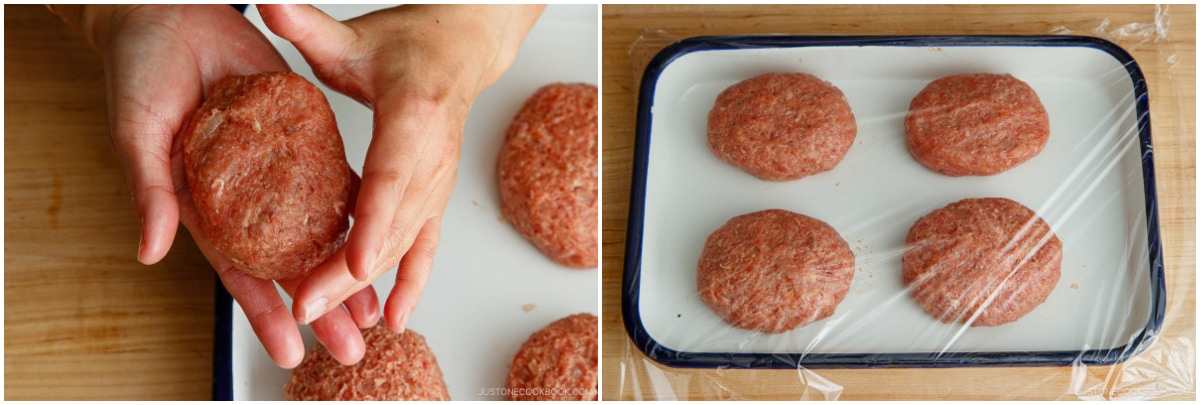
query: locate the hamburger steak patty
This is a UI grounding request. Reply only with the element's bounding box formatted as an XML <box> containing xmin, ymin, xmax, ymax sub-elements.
<box><xmin>183</xmin><ymin>72</ymin><xmax>350</xmax><ymax>281</ymax></box>
<box><xmin>903</xmin><ymin>197</ymin><xmax>1062</xmax><ymax>327</ymax></box>
<box><xmin>498</xmin><ymin>83</ymin><xmax>599</xmax><ymax>269</ymax></box>
<box><xmin>285</xmin><ymin>324</ymin><xmax>450</xmax><ymax>401</ymax></box>
<box><xmin>697</xmin><ymin>209</ymin><xmax>856</xmax><ymax>333</ymax></box>
<box><xmin>905</xmin><ymin>73</ymin><xmax>1050</xmax><ymax>177</ymax></box>
<box><xmin>506</xmin><ymin>313</ymin><xmax>598</xmax><ymax>401</ymax></box>
<box><xmin>706</xmin><ymin>72</ymin><xmax>857</xmax><ymax>181</ymax></box>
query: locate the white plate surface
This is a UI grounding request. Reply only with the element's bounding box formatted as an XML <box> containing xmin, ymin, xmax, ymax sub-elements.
<box><xmin>635</xmin><ymin>41</ymin><xmax>1154</xmax><ymax>356</ymax></box>
<box><xmin>230</xmin><ymin>4</ymin><xmax>598</xmax><ymax>400</ymax></box>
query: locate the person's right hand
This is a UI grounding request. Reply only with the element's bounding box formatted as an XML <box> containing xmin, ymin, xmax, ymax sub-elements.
<box><xmin>257</xmin><ymin>3</ymin><xmax>543</xmax><ymax>336</ymax></box>
<box><xmin>57</xmin><ymin>4</ymin><xmax>379</xmax><ymax>368</ymax></box>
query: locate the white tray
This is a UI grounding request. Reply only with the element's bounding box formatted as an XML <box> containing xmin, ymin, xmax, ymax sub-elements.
<box><xmin>622</xmin><ymin>36</ymin><xmax>1163</xmax><ymax>368</ymax></box>
<box><xmin>218</xmin><ymin>4</ymin><xmax>598</xmax><ymax>399</ymax></box>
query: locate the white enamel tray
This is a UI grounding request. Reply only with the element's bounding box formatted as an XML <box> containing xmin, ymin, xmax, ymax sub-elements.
<box><xmin>622</xmin><ymin>36</ymin><xmax>1163</xmax><ymax>368</ymax></box>
<box><xmin>215</xmin><ymin>4</ymin><xmax>598</xmax><ymax>399</ymax></box>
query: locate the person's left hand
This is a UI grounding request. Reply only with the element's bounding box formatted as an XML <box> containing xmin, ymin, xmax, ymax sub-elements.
<box><xmin>61</xmin><ymin>4</ymin><xmax>379</xmax><ymax>367</ymax></box>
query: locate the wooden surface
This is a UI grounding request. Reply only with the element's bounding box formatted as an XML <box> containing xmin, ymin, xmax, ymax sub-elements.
<box><xmin>3</xmin><ymin>4</ymin><xmax>1195</xmax><ymax>401</ymax></box>
<box><xmin>5</xmin><ymin>5</ymin><xmax>215</xmax><ymax>400</ymax></box>
<box><xmin>602</xmin><ymin>4</ymin><xmax>1195</xmax><ymax>400</ymax></box>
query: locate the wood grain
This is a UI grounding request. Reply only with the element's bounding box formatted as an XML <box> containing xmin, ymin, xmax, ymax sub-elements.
<box><xmin>5</xmin><ymin>5</ymin><xmax>215</xmax><ymax>400</ymax></box>
<box><xmin>601</xmin><ymin>4</ymin><xmax>1195</xmax><ymax>400</ymax></box>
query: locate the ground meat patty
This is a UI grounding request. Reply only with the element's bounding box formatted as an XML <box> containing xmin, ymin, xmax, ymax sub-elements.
<box><xmin>706</xmin><ymin>72</ymin><xmax>857</xmax><ymax>181</ymax></box>
<box><xmin>183</xmin><ymin>72</ymin><xmax>350</xmax><ymax>281</ymax></box>
<box><xmin>497</xmin><ymin>83</ymin><xmax>598</xmax><ymax>269</ymax></box>
<box><xmin>905</xmin><ymin>73</ymin><xmax>1050</xmax><ymax>176</ymax></box>
<box><xmin>697</xmin><ymin>209</ymin><xmax>856</xmax><ymax>333</ymax></box>
<box><xmin>903</xmin><ymin>198</ymin><xmax>1062</xmax><ymax>327</ymax></box>
<box><xmin>506</xmin><ymin>313</ymin><xmax>598</xmax><ymax>401</ymax></box>
<box><xmin>285</xmin><ymin>324</ymin><xmax>450</xmax><ymax>401</ymax></box>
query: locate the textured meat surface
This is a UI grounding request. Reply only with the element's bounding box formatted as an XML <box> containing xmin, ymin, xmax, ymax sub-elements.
<box><xmin>506</xmin><ymin>313</ymin><xmax>598</xmax><ymax>401</ymax></box>
<box><xmin>697</xmin><ymin>209</ymin><xmax>856</xmax><ymax>333</ymax></box>
<box><xmin>706</xmin><ymin>72</ymin><xmax>857</xmax><ymax>181</ymax></box>
<box><xmin>498</xmin><ymin>83</ymin><xmax>598</xmax><ymax>269</ymax></box>
<box><xmin>183</xmin><ymin>72</ymin><xmax>350</xmax><ymax>281</ymax></box>
<box><xmin>903</xmin><ymin>198</ymin><xmax>1062</xmax><ymax>327</ymax></box>
<box><xmin>285</xmin><ymin>324</ymin><xmax>450</xmax><ymax>401</ymax></box>
<box><xmin>905</xmin><ymin>73</ymin><xmax>1050</xmax><ymax>176</ymax></box>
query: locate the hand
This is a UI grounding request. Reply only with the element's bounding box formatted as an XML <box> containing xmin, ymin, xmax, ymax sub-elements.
<box><xmin>59</xmin><ymin>4</ymin><xmax>378</xmax><ymax>368</ymax></box>
<box><xmin>257</xmin><ymin>5</ymin><xmax>545</xmax><ymax>333</ymax></box>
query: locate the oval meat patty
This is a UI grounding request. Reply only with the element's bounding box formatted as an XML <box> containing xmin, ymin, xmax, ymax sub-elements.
<box><xmin>903</xmin><ymin>198</ymin><xmax>1062</xmax><ymax>327</ymax></box>
<box><xmin>905</xmin><ymin>73</ymin><xmax>1050</xmax><ymax>176</ymax></box>
<box><xmin>285</xmin><ymin>324</ymin><xmax>450</xmax><ymax>401</ymax></box>
<box><xmin>706</xmin><ymin>72</ymin><xmax>857</xmax><ymax>181</ymax></box>
<box><xmin>697</xmin><ymin>209</ymin><xmax>856</xmax><ymax>333</ymax></box>
<box><xmin>506</xmin><ymin>313</ymin><xmax>598</xmax><ymax>401</ymax></box>
<box><xmin>497</xmin><ymin>83</ymin><xmax>598</xmax><ymax>269</ymax></box>
<box><xmin>183</xmin><ymin>72</ymin><xmax>350</xmax><ymax>281</ymax></box>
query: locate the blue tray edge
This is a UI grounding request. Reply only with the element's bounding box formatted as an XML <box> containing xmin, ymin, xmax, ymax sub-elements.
<box><xmin>620</xmin><ymin>34</ymin><xmax>1166</xmax><ymax>370</ymax></box>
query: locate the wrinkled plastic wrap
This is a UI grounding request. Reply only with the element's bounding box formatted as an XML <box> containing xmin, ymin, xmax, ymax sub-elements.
<box><xmin>617</xmin><ymin>7</ymin><xmax>1193</xmax><ymax>400</ymax></box>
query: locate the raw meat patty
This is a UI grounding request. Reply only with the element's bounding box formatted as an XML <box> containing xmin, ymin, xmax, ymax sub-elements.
<box><xmin>903</xmin><ymin>197</ymin><xmax>1062</xmax><ymax>327</ymax></box>
<box><xmin>697</xmin><ymin>209</ymin><xmax>856</xmax><ymax>333</ymax></box>
<box><xmin>285</xmin><ymin>324</ymin><xmax>450</xmax><ymax>401</ymax></box>
<box><xmin>506</xmin><ymin>313</ymin><xmax>598</xmax><ymax>401</ymax></box>
<box><xmin>706</xmin><ymin>72</ymin><xmax>857</xmax><ymax>181</ymax></box>
<box><xmin>905</xmin><ymin>73</ymin><xmax>1050</xmax><ymax>176</ymax></box>
<box><xmin>498</xmin><ymin>83</ymin><xmax>598</xmax><ymax>269</ymax></box>
<box><xmin>183</xmin><ymin>72</ymin><xmax>350</xmax><ymax>281</ymax></box>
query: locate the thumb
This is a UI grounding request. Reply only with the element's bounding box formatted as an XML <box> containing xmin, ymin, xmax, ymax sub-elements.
<box><xmin>257</xmin><ymin>5</ymin><xmax>357</xmax><ymax>69</ymax></box>
<box><xmin>109</xmin><ymin>117</ymin><xmax>181</xmax><ymax>265</ymax></box>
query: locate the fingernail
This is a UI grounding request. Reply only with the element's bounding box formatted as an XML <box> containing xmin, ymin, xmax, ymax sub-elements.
<box><xmin>301</xmin><ymin>297</ymin><xmax>328</xmax><ymax>325</ymax></box>
<box><xmin>397</xmin><ymin>307</ymin><xmax>411</xmax><ymax>334</ymax></box>
<box><xmin>136</xmin><ymin>218</ymin><xmax>145</xmax><ymax>264</ymax></box>
<box><xmin>350</xmin><ymin>252</ymin><xmax>373</xmax><ymax>282</ymax></box>
<box><xmin>367</xmin><ymin>304</ymin><xmax>380</xmax><ymax>327</ymax></box>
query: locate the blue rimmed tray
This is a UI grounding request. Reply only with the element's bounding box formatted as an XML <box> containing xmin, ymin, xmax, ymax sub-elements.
<box><xmin>622</xmin><ymin>35</ymin><xmax>1164</xmax><ymax>369</ymax></box>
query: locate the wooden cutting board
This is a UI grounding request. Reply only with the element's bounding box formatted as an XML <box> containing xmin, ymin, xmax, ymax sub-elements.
<box><xmin>5</xmin><ymin>5</ymin><xmax>215</xmax><ymax>400</ymax></box>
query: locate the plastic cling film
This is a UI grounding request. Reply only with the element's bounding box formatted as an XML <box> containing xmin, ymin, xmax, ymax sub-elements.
<box><xmin>628</xmin><ymin>29</ymin><xmax>681</xmax><ymax>88</ymax></box>
<box><xmin>615</xmin><ymin>6</ymin><xmax>1193</xmax><ymax>401</ymax></box>
<box><xmin>631</xmin><ymin>35</ymin><xmax>1155</xmax><ymax>364</ymax></box>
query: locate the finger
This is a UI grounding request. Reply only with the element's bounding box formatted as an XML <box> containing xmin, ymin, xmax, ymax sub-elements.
<box><xmin>345</xmin><ymin>164</ymin><xmax>409</xmax><ymax>282</ymax></box>
<box><xmin>342</xmin><ymin>284</ymin><xmax>380</xmax><ymax>329</ymax></box>
<box><xmin>384</xmin><ymin>217</ymin><xmax>442</xmax><ymax>334</ymax></box>
<box><xmin>345</xmin><ymin>105</ymin><xmax>446</xmax><ymax>282</ymax></box>
<box><xmin>278</xmin><ymin>276</ymin><xmax>369</xmax><ymax>366</ymax></box>
<box><xmin>106</xmin><ymin>62</ymin><xmax>189</xmax><ymax>265</ymax></box>
<box><xmin>291</xmin><ymin>249</ymin><xmax>374</xmax><ymax>325</ymax></box>
<box><xmin>256</xmin><ymin>4</ymin><xmax>357</xmax><ymax>68</ymax></box>
<box><xmin>307</xmin><ymin>304</ymin><xmax>367</xmax><ymax>366</ymax></box>
<box><xmin>110</xmin><ymin>130</ymin><xmax>180</xmax><ymax>265</ymax></box>
<box><xmin>195</xmin><ymin>228</ymin><xmax>305</xmax><ymax>368</ymax></box>
<box><xmin>223</xmin><ymin>269</ymin><xmax>305</xmax><ymax>369</ymax></box>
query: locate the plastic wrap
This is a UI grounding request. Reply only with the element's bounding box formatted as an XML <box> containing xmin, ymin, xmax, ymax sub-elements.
<box><xmin>617</xmin><ymin>7</ymin><xmax>1193</xmax><ymax>400</ymax></box>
